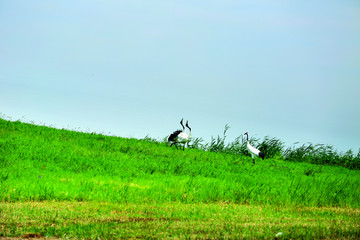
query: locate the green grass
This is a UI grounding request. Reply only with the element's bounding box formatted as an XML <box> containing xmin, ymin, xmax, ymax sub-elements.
<box><xmin>1</xmin><ymin>118</ymin><xmax>360</xmax><ymax>239</ymax></box>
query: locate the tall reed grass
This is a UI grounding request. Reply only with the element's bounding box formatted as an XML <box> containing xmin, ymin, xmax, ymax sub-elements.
<box><xmin>185</xmin><ymin>125</ymin><xmax>359</xmax><ymax>170</ymax></box>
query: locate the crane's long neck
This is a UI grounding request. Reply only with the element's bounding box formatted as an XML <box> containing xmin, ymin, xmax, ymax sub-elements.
<box><xmin>186</xmin><ymin>121</ymin><xmax>191</xmax><ymax>138</ymax></box>
<box><xmin>245</xmin><ymin>133</ymin><xmax>249</xmax><ymax>142</ymax></box>
<box><xmin>180</xmin><ymin>122</ymin><xmax>185</xmax><ymax>132</ymax></box>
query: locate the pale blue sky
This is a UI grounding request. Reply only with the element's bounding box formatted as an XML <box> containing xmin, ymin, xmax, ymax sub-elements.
<box><xmin>1</xmin><ymin>0</ymin><xmax>359</xmax><ymax>152</ymax></box>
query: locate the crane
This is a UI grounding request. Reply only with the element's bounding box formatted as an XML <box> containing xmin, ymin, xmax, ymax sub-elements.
<box><xmin>168</xmin><ymin>119</ymin><xmax>192</xmax><ymax>150</ymax></box>
<box><xmin>244</xmin><ymin>132</ymin><xmax>264</xmax><ymax>164</ymax></box>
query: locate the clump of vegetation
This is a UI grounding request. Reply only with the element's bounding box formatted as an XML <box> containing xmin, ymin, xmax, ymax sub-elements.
<box><xmin>283</xmin><ymin>143</ymin><xmax>360</xmax><ymax>170</ymax></box>
<box><xmin>185</xmin><ymin>125</ymin><xmax>359</xmax><ymax>170</ymax></box>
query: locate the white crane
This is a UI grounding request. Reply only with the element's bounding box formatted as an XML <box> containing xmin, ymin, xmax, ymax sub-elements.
<box><xmin>168</xmin><ymin>119</ymin><xmax>192</xmax><ymax>150</ymax></box>
<box><xmin>244</xmin><ymin>132</ymin><xmax>264</xmax><ymax>164</ymax></box>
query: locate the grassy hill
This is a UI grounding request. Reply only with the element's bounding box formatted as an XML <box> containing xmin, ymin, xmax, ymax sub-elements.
<box><xmin>1</xmin><ymin>118</ymin><xmax>359</xmax><ymax>239</ymax></box>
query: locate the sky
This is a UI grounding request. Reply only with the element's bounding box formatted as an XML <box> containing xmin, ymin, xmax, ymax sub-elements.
<box><xmin>1</xmin><ymin>0</ymin><xmax>359</xmax><ymax>152</ymax></box>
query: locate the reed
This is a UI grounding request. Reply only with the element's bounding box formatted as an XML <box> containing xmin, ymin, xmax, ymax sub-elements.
<box><xmin>186</xmin><ymin>125</ymin><xmax>359</xmax><ymax>169</ymax></box>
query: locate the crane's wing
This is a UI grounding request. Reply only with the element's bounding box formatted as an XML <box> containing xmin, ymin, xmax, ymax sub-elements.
<box><xmin>247</xmin><ymin>142</ymin><xmax>260</xmax><ymax>155</ymax></box>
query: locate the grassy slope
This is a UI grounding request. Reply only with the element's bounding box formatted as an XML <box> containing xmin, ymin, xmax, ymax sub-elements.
<box><xmin>1</xmin><ymin>119</ymin><xmax>359</xmax><ymax>239</ymax></box>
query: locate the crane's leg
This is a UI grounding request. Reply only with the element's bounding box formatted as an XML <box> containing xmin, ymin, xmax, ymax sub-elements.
<box><xmin>252</xmin><ymin>158</ymin><xmax>255</xmax><ymax>164</ymax></box>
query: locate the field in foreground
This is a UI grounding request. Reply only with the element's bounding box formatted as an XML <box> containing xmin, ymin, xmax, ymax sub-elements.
<box><xmin>0</xmin><ymin>118</ymin><xmax>359</xmax><ymax>239</ymax></box>
<box><xmin>1</xmin><ymin>201</ymin><xmax>360</xmax><ymax>239</ymax></box>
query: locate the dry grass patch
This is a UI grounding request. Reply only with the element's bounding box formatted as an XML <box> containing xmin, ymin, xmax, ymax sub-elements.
<box><xmin>1</xmin><ymin>201</ymin><xmax>359</xmax><ymax>239</ymax></box>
